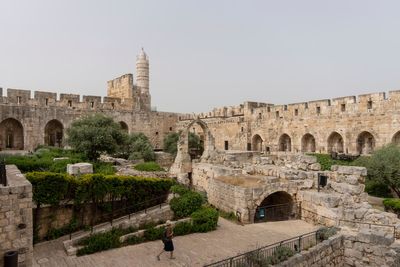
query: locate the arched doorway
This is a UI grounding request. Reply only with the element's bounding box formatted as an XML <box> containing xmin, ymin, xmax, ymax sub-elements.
<box><xmin>327</xmin><ymin>132</ymin><xmax>344</xmax><ymax>153</ymax></box>
<box><xmin>0</xmin><ymin>118</ymin><xmax>24</xmax><ymax>150</ymax></box>
<box><xmin>255</xmin><ymin>191</ymin><xmax>294</xmax><ymax>222</ymax></box>
<box><xmin>278</xmin><ymin>134</ymin><xmax>291</xmax><ymax>152</ymax></box>
<box><xmin>357</xmin><ymin>131</ymin><xmax>375</xmax><ymax>155</ymax></box>
<box><xmin>44</xmin><ymin>120</ymin><xmax>64</xmax><ymax>147</ymax></box>
<box><xmin>119</xmin><ymin>121</ymin><xmax>129</xmax><ymax>133</ymax></box>
<box><xmin>301</xmin><ymin>133</ymin><xmax>316</xmax><ymax>152</ymax></box>
<box><xmin>392</xmin><ymin>131</ymin><xmax>400</xmax><ymax>145</ymax></box>
<box><xmin>252</xmin><ymin>134</ymin><xmax>263</xmax><ymax>152</ymax></box>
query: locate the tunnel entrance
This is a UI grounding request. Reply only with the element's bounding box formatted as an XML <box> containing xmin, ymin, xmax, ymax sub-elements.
<box><xmin>254</xmin><ymin>191</ymin><xmax>295</xmax><ymax>223</ymax></box>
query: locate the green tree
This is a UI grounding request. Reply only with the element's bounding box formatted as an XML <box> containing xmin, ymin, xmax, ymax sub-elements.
<box><xmin>162</xmin><ymin>132</ymin><xmax>203</xmax><ymax>156</ymax></box>
<box><xmin>124</xmin><ymin>133</ymin><xmax>155</xmax><ymax>162</ymax></box>
<box><xmin>66</xmin><ymin>114</ymin><xmax>125</xmax><ymax>160</ymax></box>
<box><xmin>366</xmin><ymin>144</ymin><xmax>400</xmax><ymax>197</ymax></box>
<box><xmin>163</xmin><ymin>132</ymin><xmax>179</xmax><ymax>155</ymax></box>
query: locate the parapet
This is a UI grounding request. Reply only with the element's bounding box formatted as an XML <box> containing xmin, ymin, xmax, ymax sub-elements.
<box><xmin>0</xmin><ymin>88</ymin><xmax>139</xmax><ymax>111</ymax></box>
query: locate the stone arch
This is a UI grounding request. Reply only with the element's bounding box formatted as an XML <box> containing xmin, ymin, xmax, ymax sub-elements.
<box><xmin>357</xmin><ymin>131</ymin><xmax>375</xmax><ymax>155</ymax></box>
<box><xmin>327</xmin><ymin>132</ymin><xmax>344</xmax><ymax>153</ymax></box>
<box><xmin>254</xmin><ymin>191</ymin><xmax>294</xmax><ymax>222</ymax></box>
<box><xmin>44</xmin><ymin>119</ymin><xmax>64</xmax><ymax>147</ymax></box>
<box><xmin>392</xmin><ymin>131</ymin><xmax>400</xmax><ymax>145</ymax></box>
<box><xmin>301</xmin><ymin>133</ymin><xmax>316</xmax><ymax>152</ymax></box>
<box><xmin>119</xmin><ymin>121</ymin><xmax>129</xmax><ymax>133</ymax></box>
<box><xmin>252</xmin><ymin>134</ymin><xmax>263</xmax><ymax>152</ymax></box>
<box><xmin>171</xmin><ymin>119</ymin><xmax>215</xmax><ymax>184</ymax></box>
<box><xmin>0</xmin><ymin>118</ymin><xmax>24</xmax><ymax>150</ymax></box>
<box><xmin>278</xmin><ymin>134</ymin><xmax>291</xmax><ymax>152</ymax></box>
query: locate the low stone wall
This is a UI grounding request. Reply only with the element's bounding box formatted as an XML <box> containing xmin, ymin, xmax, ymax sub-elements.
<box><xmin>64</xmin><ymin>203</ymin><xmax>173</xmax><ymax>256</ymax></box>
<box><xmin>343</xmin><ymin>228</ymin><xmax>400</xmax><ymax>267</ymax></box>
<box><xmin>278</xmin><ymin>234</ymin><xmax>344</xmax><ymax>267</ymax></box>
<box><xmin>0</xmin><ymin>165</ymin><xmax>33</xmax><ymax>267</ymax></box>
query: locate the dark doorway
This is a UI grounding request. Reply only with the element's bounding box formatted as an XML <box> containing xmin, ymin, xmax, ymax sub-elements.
<box><xmin>254</xmin><ymin>191</ymin><xmax>294</xmax><ymax>222</ymax></box>
<box><xmin>224</xmin><ymin>141</ymin><xmax>229</xmax><ymax>150</ymax></box>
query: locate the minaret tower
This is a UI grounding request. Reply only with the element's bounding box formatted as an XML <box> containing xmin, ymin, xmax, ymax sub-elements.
<box><xmin>136</xmin><ymin>48</ymin><xmax>151</xmax><ymax>111</ymax></box>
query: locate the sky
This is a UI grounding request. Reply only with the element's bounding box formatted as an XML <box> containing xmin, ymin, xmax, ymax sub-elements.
<box><xmin>0</xmin><ymin>0</ymin><xmax>399</xmax><ymax>113</ymax></box>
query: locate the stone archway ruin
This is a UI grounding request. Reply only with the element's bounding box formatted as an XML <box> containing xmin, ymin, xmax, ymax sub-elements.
<box><xmin>44</xmin><ymin>119</ymin><xmax>64</xmax><ymax>147</ymax></box>
<box><xmin>252</xmin><ymin>134</ymin><xmax>263</xmax><ymax>152</ymax></box>
<box><xmin>0</xmin><ymin>118</ymin><xmax>24</xmax><ymax>150</ymax></box>
<box><xmin>170</xmin><ymin>119</ymin><xmax>215</xmax><ymax>184</ymax></box>
<box><xmin>278</xmin><ymin>134</ymin><xmax>291</xmax><ymax>152</ymax></box>
<box><xmin>357</xmin><ymin>131</ymin><xmax>375</xmax><ymax>155</ymax></box>
<box><xmin>327</xmin><ymin>132</ymin><xmax>344</xmax><ymax>153</ymax></box>
<box><xmin>301</xmin><ymin>133</ymin><xmax>316</xmax><ymax>152</ymax></box>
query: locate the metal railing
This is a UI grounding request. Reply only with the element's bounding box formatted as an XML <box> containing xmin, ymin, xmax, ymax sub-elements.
<box><xmin>255</xmin><ymin>203</ymin><xmax>299</xmax><ymax>222</ymax></box>
<box><xmin>204</xmin><ymin>228</ymin><xmax>332</xmax><ymax>267</ymax></box>
<box><xmin>68</xmin><ymin>193</ymin><xmax>172</xmax><ymax>240</ymax></box>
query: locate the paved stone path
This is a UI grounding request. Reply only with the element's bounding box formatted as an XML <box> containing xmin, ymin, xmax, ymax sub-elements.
<box><xmin>33</xmin><ymin>218</ymin><xmax>317</xmax><ymax>267</ymax></box>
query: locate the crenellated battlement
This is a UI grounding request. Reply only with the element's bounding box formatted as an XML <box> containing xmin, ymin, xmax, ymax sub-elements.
<box><xmin>178</xmin><ymin>90</ymin><xmax>400</xmax><ymax>121</ymax></box>
<box><xmin>0</xmin><ymin>88</ymin><xmax>139</xmax><ymax>111</ymax></box>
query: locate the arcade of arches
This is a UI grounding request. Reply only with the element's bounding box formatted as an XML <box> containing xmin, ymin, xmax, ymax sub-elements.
<box><xmin>44</xmin><ymin>120</ymin><xmax>63</xmax><ymax>147</ymax></box>
<box><xmin>254</xmin><ymin>191</ymin><xmax>294</xmax><ymax>223</ymax></box>
<box><xmin>0</xmin><ymin>118</ymin><xmax>24</xmax><ymax>150</ymax></box>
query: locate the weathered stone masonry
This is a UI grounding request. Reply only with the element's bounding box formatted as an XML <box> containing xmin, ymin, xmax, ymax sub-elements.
<box><xmin>0</xmin><ymin>165</ymin><xmax>33</xmax><ymax>267</ymax></box>
<box><xmin>0</xmin><ymin>49</ymin><xmax>182</xmax><ymax>152</ymax></box>
<box><xmin>178</xmin><ymin>91</ymin><xmax>400</xmax><ymax>155</ymax></box>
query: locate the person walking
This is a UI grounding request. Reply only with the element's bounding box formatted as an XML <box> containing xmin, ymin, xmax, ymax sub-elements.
<box><xmin>157</xmin><ymin>220</ymin><xmax>175</xmax><ymax>260</ymax></box>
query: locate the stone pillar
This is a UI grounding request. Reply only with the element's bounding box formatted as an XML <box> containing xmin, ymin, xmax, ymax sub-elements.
<box><xmin>0</xmin><ymin>165</ymin><xmax>33</xmax><ymax>267</ymax></box>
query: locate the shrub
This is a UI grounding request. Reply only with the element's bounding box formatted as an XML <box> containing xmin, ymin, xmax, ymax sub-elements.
<box><xmin>308</xmin><ymin>153</ymin><xmax>368</xmax><ymax>171</ymax></box>
<box><xmin>170</xmin><ymin>191</ymin><xmax>204</xmax><ymax>219</ymax></box>
<box><xmin>170</xmin><ymin>184</ymin><xmax>190</xmax><ymax>196</ymax></box>
<box><xmin>317</xmin><ymin>227</ymin><xmax>338</xmax><ymax>241</ymax></box>
<box><xmin>173</xmin><ymin>221</ymin><xmax>193</xmax><ymax>236</ymax></box>
<box><xmin>219</xmin><ymin>210</ymin><xmax>237</xmax><ymax>222</ymax></box>
<box><xmin>77</xmin><ymin>228</ymin><xmax>122</xmax><ymax>256</ymax></box>
<box><xmin>163</xmin><ymin>132</ymin><xmax>179</xmax><ymax>155</ymax></box>
<box><xmin>365</xmin><ymin>179</ymin><xmax>392</xmax><ymax>198</ymax></box>
<box><xmin>383</xmin><ymin>198</ymin><xmax>400</xmax><ymax>213</ymax></box>
<box><xmin>191</xmin><ymin>206</ymin><xmax>219</xmax><ymax>232</ymax></box>
<box><xmin>144</xmin><ymin>226</ymin><xmax>165</xmax><ymax>241</ymax></box>
<box><xmin>134</xmin><ymin>162</ymin><xmax>164</xmax><ymax>172</ymax></box>
<box><xmin>123</xmin><ymin>133</ymin><xmax>156</xmax><ymax>162</ymax></box>
<box><xmin>266</xmin><ymin>246</ymin><xmax>294</xmax><ymax>265</ymax></box>
<box><xmin>125</xmin><ymin>235</ymin><xmax>146</xmax><ymax>245</ymax></box>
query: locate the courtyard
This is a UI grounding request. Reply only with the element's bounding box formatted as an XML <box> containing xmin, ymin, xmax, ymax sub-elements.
<box><xmin>33</xmin><ymin>218</ymin><xmax>317</xmax><ymax>267</ymax></box>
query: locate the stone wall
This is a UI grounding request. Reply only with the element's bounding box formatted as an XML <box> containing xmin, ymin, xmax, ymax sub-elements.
<box><xmin>278</xmin><ymin>234</ymin><xmax>345</xmax><ymax>267</ymax></box>
<box><xmin>342</xmin><ymin>228</ymin><xmax>400</xmax><ymax>267</ymax></box>
<box><xmin>0</xmin><ymin>165</ymin><xmax>33</xmax><ymax>267</ymax></box>
<box><xmin>63</xmin><ymin>203</ymin><xmax>173</xmax><ymax>256</ymax></box>
<box><xmin>177</xmin><ymin>90</ymin><xmax>400</xmax><ymax>155</ymax></box>
<box><xmin>0</xmin><ymin>90</ymin><xmax>180</xmax><ymax>151</ymax></box>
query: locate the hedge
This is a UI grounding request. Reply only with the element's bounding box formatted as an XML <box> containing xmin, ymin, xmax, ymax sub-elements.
<box><xmin>170</xmin><ymin>190</ymin><xmax>204</xmax><ymax>219</ymax></box>
<box><xmin>191</xmin><ymin>207</ymin><xmax>219</xmax><ymax>232</ymax></box>
<box><xmin>26</xmin><ymin>172</ymin><xmax>175</xmax><ymax>207</ymax></box>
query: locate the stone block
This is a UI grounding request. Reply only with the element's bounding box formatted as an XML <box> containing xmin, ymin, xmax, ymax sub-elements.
<box><xmin>67</xmin><ymin>163</ymin><xmax>93</xmax><ymax>175</ymax></box>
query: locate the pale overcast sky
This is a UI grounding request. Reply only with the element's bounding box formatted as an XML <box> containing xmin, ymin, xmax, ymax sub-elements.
<box><xmin>0</xmin><ymin>0</ymin><xmax>399</xmax><ymax>113</ymax></box>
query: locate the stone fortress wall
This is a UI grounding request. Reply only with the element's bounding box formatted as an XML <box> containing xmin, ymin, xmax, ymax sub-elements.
<box><xmin>0</xmin><ymin>49</ymin><xmax>183</xmax><ymax>152</ymax></box>
<box><xmin>178</xmin><ymin>91</ymin><xmax>400</xmax><ymax>155</ymax></box>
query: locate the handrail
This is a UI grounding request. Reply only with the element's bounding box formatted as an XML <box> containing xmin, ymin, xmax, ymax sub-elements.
<box><xmin>204</xmin><ymin>228</ymin><xmax>332</xmax><ymax>267</ymax></box>
<box><xmin>68</xmin><ymin>193</ymin><xmax>173</xmax><ymax>239</ymax></box>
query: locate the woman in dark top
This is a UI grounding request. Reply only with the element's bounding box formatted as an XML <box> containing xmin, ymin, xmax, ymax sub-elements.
<box><xmin>157</xmin><ymin>221</ymin><xmax>175</xmax><ymax>260</ymax></box>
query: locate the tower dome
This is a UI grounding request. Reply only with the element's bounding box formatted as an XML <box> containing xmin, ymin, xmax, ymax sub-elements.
<box><xmin>138</xmin><ymin>47</ymin><xmax>147</xmax><ymax>60</ymax></box>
